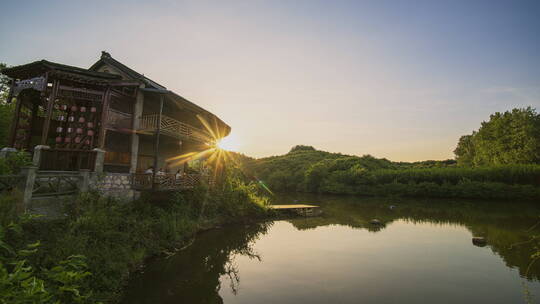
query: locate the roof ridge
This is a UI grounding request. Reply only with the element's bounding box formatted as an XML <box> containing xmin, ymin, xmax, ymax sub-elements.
<box><xmin>90</xmin><ymin>51</ymin><xmax>167</xmax><ymax>90</ymax></box>
<box><xmin>3</xmin><ymin>59</ymin><xmax>122</xmax><ymax>80</ymax></box>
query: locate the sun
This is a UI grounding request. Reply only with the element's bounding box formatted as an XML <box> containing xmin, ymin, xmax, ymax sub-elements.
<box><xmin>216</xmin><ymin>134</ymin><xmax>241</xmax><ymax>152</ymax></box>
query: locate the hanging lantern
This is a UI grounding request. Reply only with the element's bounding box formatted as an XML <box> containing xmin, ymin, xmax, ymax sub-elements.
<box><xmin>80</xmin><ymin>106</ymin><xmax>87</xmax><ymax>113</ymax></box>
<box><xmin>55</xmin><ymin>136</ymin><xmax>62</xmax><ymax>143</ymax></box>
<box><xmin>87</xmin><ymin>122</ymin><xmax>94</xmax><ymax>128</ymax></box>
<box><xmin>61</xmin><ymin>104</ymin><xmax>68</xmax><ymax>111</ymax></box>
<box><xmin>76</xmin><ymin>128</ymin><xmax>83</xmax><ymax>134</ymax></box>
<box><xmin>65</xmin><ymin>137</ymin><xmax>71</xmax><ymax>143</ymax></box>
<box><xmin>71</xmin><ymin>105</ymin><xmax>78</xmax><ymax>112</ymax></box>
<box><xmin>87</xmin><ymin>130</ymin><xmax>95</xmax><ymax>136</ymax></box>
<box><xmin>68</xmin><ymin>116</ymin><xmax>75</xmax><ymax>122</ymax></box>
<box><xmin>90</xmin><ymin>107</ymin><xmax>97</xmax><ymax>113</ymax></box>
<box><xmin>67</xmin><ymin>127</ymin><xmax>73</xmax><ymax>133</ymax></box>
<box><xmin>74</xmin><ymin>137</ymin><xmax>81</xmax><ymax>143</ymax></box>
<box><xmin>59</xmin><ymin>115</ymin><xmax>65</xmax><ymax>121</ymax></box>
<box><xmin>78</xmin><ymin>117</ymin><xmax>85</xmax><ymax>123</ymax></box>
<box><xmin>84</xmin><ymin>139</ymin><xmax>91</xmax><ymax>146</ymax></box>
<box><xmin>56</xmin><ymin>127</ymin><xmax>63</xmax><ymax>133</ymax></box>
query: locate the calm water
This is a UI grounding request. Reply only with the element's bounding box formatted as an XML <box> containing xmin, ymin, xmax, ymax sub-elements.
<box><xmin>122</xmin><ymin>194</ymin><xmax>540</xmax><ymax>304</ymax></box>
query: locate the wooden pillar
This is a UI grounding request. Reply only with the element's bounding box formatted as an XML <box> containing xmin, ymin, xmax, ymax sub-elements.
<box><xmin>130</xmin><ymin>86</ymin><xmax>144</xmax><ymax>173</ymax></box>
<box><xmin>152</xmin><ymin>94</ymin><xmax>164</xmax><ymax>190</ymax></box>
<box><xmin>98</xmin><ymin>87</ymin><xmax>111</xmax><ymax>149</ymax></box>
<box><xmin>6</xmin><ymin>79</ymin><xmax>15</xmax><ymax>104</ymax></box>
<box><xmin>20</xmin><ymin>166</ymin><xmax>38</xmax><ymax>213</ymax></box>
<box><xmin>40</xmin><ymin>80</ymin><xmax>59</xmax><ymax>145</ymax></box>
<box><xmin>25</xmin><ymin>102</ymin><xmax>39</xmax><ymax>150</ymax></box>
<box><xmin>7</xmin><ymin>91</ymin><xmax>22</xmax><ymax>148</ymax></box>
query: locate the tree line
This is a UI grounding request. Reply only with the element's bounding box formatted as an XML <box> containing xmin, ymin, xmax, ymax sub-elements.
<box><xmin>454</xmin><ymin>107</ymin><xmax>540</xmax><ymax>166</ymax></box>
<box><xmin>242</xmin><ymin>107</ymin><xmax>540</xmax><ymax>200</ymax></box>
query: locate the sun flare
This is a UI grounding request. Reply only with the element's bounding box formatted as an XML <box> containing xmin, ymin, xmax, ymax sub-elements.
<box><xmin>216</xmin><ymin>134</ymin><xmax>240</xmax><ymax>152</ymax></box>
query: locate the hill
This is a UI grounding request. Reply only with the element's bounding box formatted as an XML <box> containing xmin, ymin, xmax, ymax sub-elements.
<box><xmin>235</xmin><ymin>145</ymin><xmax>539</xmax><ymax>200</ymax></box>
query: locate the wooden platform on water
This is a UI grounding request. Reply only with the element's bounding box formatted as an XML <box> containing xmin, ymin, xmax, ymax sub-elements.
<box><xmin>269</xmin><ymin>204</ymin><xmax>319</xmax><ymax>210</ymax></box>
<box><xmin>269</xmin><ymin>204</ymin><xmax>321</xmax><ymax>216</ymax></box>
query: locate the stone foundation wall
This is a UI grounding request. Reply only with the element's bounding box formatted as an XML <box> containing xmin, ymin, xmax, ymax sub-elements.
<box><xmin>92</xmin><ymin>173</ymin><xmax>132</xmax><ymax>190</ymax></box>
<box><xmin>90</xmin><ymin>173</ymin><xmax>139</xmax><ymax>200</ymax></box>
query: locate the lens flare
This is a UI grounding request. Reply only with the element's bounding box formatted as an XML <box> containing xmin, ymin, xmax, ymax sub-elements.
<box><xmin>216</xmin><ymin>135</ymin><xmax>240</xmax><ymax>152</ymax></box>
<box><xmin>164</xmin><ymin>114</ymin><xmax>273</xmax><ymax>195</ymax></box>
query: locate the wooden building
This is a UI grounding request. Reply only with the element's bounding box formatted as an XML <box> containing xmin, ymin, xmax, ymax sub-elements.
<box><xmin>2</xmin><ymin>51</ymin><xmax>230</xmax><ymax>176</ymax></box>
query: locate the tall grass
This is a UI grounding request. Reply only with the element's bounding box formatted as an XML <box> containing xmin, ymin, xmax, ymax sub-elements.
<box><xmin>366</xmin><ymin>165</ymin><xmax>540</xmax><ymax>186</ymax></box>
<box><xmin>307</xmin><ymin>164</ymin><xmax>540</xmax><ymax>200</ymax></box>
<box><xmin>1</xmin><ymin>171</ymin><xmax>270</xmax><ymax>303</ymax></box>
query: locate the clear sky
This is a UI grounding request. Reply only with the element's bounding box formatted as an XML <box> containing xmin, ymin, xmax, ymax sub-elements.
<box><xmin>1</xmin><ymin>0</ymin><xmax>539</xmax><ymax>161</ymax></box>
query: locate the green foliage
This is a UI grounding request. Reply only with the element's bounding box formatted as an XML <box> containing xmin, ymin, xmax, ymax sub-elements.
<box><xmin>0</xmin><ymin>169</ymin><xmax>270</xmax><ymax>302</ymax></box>
<box><xmin>454</xmin><ymin>134</ymin><xmax>476</xmax><ymax>166</ymax></box>
<box><xmin>454</xmin><ymin>107</ymin><xmax>540</xmax><ymax>166</ymax></box>
<box><xmin>0</xmin><ymin>151</ymin><xmax>31</xmax><ymax>175</ymax></box>
<box><xmin>308</xmin><ymin>162</ymin><xmax>540</xmax><ymax>199</ymax></box>
<box><xmin>246</xmin><ymin>108</ymin><xmax>540</xmax><ymax>200</ymax></box>
<box><xmin>247</xmin><ymin>147</ymin><xmax>401</xmax><ymax>192</ymax></box>
<box><xmin>289</xmin><ymin>145</ymin><xmax>316</xmax><ymax>153</ymax></box>
<box><xmin>0</xmin><ymin>102</ymin><xmax>13</xmax><ymax>148</ymax></box>
<box><xmin>247</xmin><ymin>146</ymin><xmax>457</xmax><ymax>193</ymax></box>
<box><xmin>0</xmin><ymin>193</ymin><xmax>96</xmax><ymax>304</ymax></box>
<box><xmin>247</xmin><ymin>142</ymin><xmax>540</xmax><ymax>200</ymax></box>
<box><xmin>0</xmin><ymin>63</ymin><xmax>14</xmax><ymax>147</ymax></box>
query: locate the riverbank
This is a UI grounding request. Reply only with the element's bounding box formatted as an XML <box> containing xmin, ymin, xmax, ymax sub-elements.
<box><xmin>0</xmin><ymin>177</ymin><xmax>272</xmax><ymax>303</ymax></box>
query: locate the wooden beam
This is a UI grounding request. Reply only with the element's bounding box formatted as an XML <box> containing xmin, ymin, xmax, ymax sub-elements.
<box><xmin>40</xmin><ymin>80</ymin><xmax>59</xmax><ymax>145</ymax></box>
<box><xmin>152</xmin><ymin>94</ymin><xmax>164</xmax><ymax>190</ymax></box>
<box><xmin>98</xmin><ymin>87</ymin><xmax>111</xmax><ymax>149</ymax></box>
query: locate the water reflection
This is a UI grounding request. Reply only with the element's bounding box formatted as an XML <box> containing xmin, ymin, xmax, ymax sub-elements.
<box><xmin>282</xmin><ymin>194</ymin><xmax>540</xmax><ymax>281</ymax></box>
<box><xmin>122</xmin><ymin>195</ymin><xmax>540</xmax><ymax>304</ymax></box>
<box><xmin>122</xmin><ymin>222</ymin><xmax>271</xmax><ymax>304</ymax></box>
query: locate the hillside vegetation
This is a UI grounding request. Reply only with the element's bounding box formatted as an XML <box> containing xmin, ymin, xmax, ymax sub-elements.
<box><xmin>242</xmin><ymin>108</ymin><xmax>540</xmax><ymax>200</ymax></box>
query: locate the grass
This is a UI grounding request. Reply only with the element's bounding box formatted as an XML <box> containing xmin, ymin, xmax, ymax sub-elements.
<box><xmin>0</xmin><ymin>173</ymin><xmax>271</xmax><ymax>303</ymax></box>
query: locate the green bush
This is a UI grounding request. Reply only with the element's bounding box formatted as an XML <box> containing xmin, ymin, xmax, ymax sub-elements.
<box><xmin>0</xmin><ymin>151</ymin><xmax>31</xmax><ymax>175</ymax></box>
<box><xmin>0</xmin><ymin>167</ymin><xmax>271</xmax><ymax>303</ymax></box>
<box><xmin>0</xmin><ymin>193</ymin><xmax>96</xmax><ymax>304</ymax></box>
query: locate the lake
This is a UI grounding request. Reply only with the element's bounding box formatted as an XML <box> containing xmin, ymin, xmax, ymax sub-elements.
<box><xmin>122</xmin><ymin>194</ymin><xmax>540</xmax><ymax>304</ymax></box>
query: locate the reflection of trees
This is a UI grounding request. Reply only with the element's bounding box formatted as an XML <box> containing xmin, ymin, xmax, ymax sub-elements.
<box><xmin>278</xmin><ymin>193</ymin><xmax>540</xmax><ymax>281</ymax></box>
<box><xmin>222</xmin><ymin>233</ymin><xmax>263</xmax><ymax>296</ymax></box>
<box><xmin>122</xmin><ymin>221</ymin><xmax>271</xmax><ymax>304</ymax></box>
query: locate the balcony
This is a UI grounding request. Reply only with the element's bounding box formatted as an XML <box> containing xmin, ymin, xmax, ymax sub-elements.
<box><xmin>138</xmin><ymin>114</ymin><xmax>214</xmax><ymax>144</ymax></box>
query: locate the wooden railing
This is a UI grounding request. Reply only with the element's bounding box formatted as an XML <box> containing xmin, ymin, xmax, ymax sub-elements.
<box><xmin>139</xmin><ymin>114</ymin><xmax>214</xmax><ymax>144</ymax></box>
<box><xmin>40</xmin><ymin>149</ymin><xmax>96</xmax><ymax>171</ymax></box>
<box><xmin>132</xmin><ymin>173</ymin><xmax>205</xmax><ymax>191</ymax></box>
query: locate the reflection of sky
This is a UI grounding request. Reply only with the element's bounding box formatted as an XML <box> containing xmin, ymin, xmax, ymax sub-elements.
<box><xmin>220</xmin><ymin>220</ymin><xmax>537</xmax><ymax>304</ymax></box>
<box><xmin>2</xmin><ymin>1</ymin><xmax>540</xmax><ymax>161</ymax></box>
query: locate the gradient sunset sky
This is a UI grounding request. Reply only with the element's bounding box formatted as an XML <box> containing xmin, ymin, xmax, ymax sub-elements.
<box><xmin>2</xmin><ymin>0</ymin><xmax>539</xmax><ymax>161</ymax></box>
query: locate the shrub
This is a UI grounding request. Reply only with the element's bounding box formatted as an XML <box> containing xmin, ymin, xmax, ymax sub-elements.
<box><xmin>0</xmin><ymin>151</ymin><xmax>31</xmax><ymax>175</ymax></box>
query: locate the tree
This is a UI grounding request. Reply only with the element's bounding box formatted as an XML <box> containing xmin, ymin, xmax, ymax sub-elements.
<box><xmin>454</xmin><ymin>134</ymin><xmax>476</xmax><ymax>166</ymax></box>
<box><xmin>289</xmin><ymin>145</ymin><xmax>316</xmax><ymax>153</ymax></box>
<box><xmin>0</xmin><ymin>63</ymin><xmax>14</xmax><ymax>147</ymax></box>
<box><xmin>454</xmin><ymin>107</ymin><xmax>540</xmax><ymax>166</ymax></box>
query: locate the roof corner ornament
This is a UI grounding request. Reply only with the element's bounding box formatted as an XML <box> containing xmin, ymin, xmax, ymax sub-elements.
<box><xmin>101</xmin><ymin>51</ymin><xmax>111</xmax><ymax>58</ymax></box>
<box><xmin>12</xmin><ymin>76</ymin><xmax>47</xmax><ymax>97</ymax></box>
